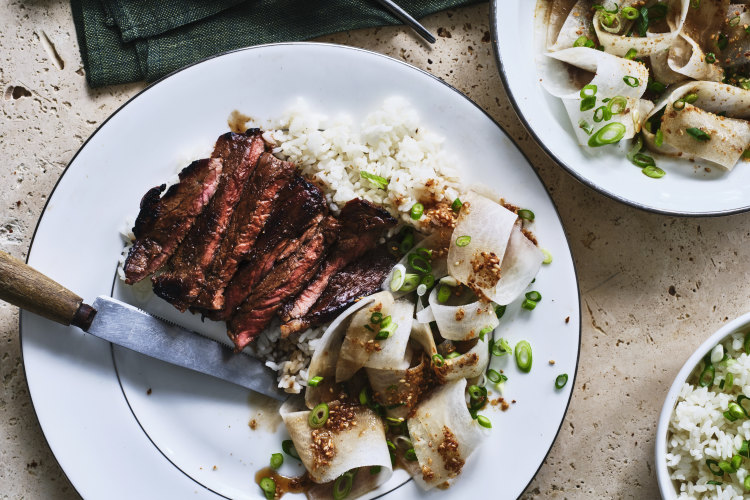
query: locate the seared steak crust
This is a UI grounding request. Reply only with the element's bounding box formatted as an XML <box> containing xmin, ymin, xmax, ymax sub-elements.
<box><xmin>280</xmin><ymin>245</ymin><xmax>397</xmax><ymax>336</ymax></box>
<box><xmin>192</xmin><ymin>152</ymin><xmax>297</xmax><ymax>311</ymax></box>
<box><xmin>279</xmin><ymin>198</ymin><xmax>397</xmax><ymax>329</ymax></box>
<box><xmin>123</xmin><ymin>157</ymin><xmax>223</xmax><ymax>284</ymax></box>
<box><xmin>227</xmin><ymin>216</ymin><xmax>340</xmax><ymax>351</ymax></box>
<box><xmin>153</xmin><ymin>132</ymin><xmax>264</xmax><ymax>310</ymax></box>
<box><xmin>213</xmin><ymin>175</ymin><xmax>327</xmax><ymax>320</ymax></box>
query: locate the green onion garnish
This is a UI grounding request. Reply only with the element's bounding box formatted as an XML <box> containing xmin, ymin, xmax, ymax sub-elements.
<box><xmin>525</xmin><ymin>290</ymin><xmax>541</xmax><ymax>302</ymax></box>
<box><xmin>642</xmin><ymin>166</ymin><xmax>665</xmax><ymax>179</ymax></box>
<box><xmin>717</xmin><ymin>33</ymin><xmax>728</xmax><ymax>50</ymax></box>
<box><xmin>259</xmin><ymin>477</ymin><xmax>276</xmax><ymax>500</ymax></box>
<box><xmin>630</xmin><ymin>153</ymin><xmax>655</xmax><ymax>168</ymax></box>
<box><xmin>308</xmin><ymin>376</ymin><xmax>324</xmax><ymax>387</ymax></box>
<box><xmin>588</xmin><ymin>123</ymin><xmax>626</xmax><ymax>147</ymax></box>
<box><xmin>360</xmin><ymin>171</ymin><xmax>388</xmax><ymax>190</ymax></box>
<box><xmin>309</xmin><ymin>402</ymin><xmax>329</xmax><ymax>428</ymax></box>
<box><xmin>451</xmin><ymin>198</ymin><xmax>462</xmax><ymax>212</ymax></box>
<box><xmin>593</xmin><ymin>106</ymin><xmax>611</xmax><ymax>123</ymax></box>
<box><xmin>408</xmin><ymin>253</ymin><xmax>432</xmax><ymax>274</ymax></box>
<box><xmin>404</xmin><ymin>448</ymin><xmax>418</xmax><ymax>461</ymax></box>
<box><xmin>432</xmin><ymin>353</ymin><xmax>445</xmax><ymax>367</ymax></box>
<box><xmin>580</xmin><ymin>96</ymin><xmax>596</xmax><ymax>112</ymax></box>
<box><xmin>579</xmin><ymin>119</ymin><xmax>594</xmax><ymax>135</ymax></box>
<box><xmin>282</xmin><ymin>439</ymin><xmax>300</xmax><ymax>459</ymax></box>
<box><xmin>580</xmin><ymin>84</ymin><xmax>597</xmax><ymax>98</ymax></box>
<box><xmin>725</xmin><ymin>410</ymin><xmax>738</xmax><ymax>422</ymax></box>
<box><xmin>446</xmin><ymin>351</ymin><xmax>461</xmax><ymax>359</ymax></box>
<box><xmin>705</xmin><ymin>52</ymin><xmax>716</xmax><ymax>64</ymax></box>
<box><xmin>745</xmin><ymin>476</ymin><xmax>750</xmax><ymax>491</ymax></box>
<box><xmin>745</xmin><ymin>332</ymin><xmax>750</xmax><ymax>354</ymax></box>
<box><xmin>521</xmin><ymin>299</ymin><xmax>537</xmax><ymax>310</ymax></box>
<box><xmin>606</xmin><ymin>96</ymin><xmax>627</xmax><ymax>115</ymax></box>
<box><xmin>740</xmin><ymin>440</ymin><xmax>749</xmax><ymax>458</ymax></box>
<box><xmin>728</xmin><ymin>402</ymin><xmax>745</xmax><ymax>420</ymax></box>
<box><xmin>719</xmin><ymin>460</ymin><xmax>736</xmax><ymax>474</ymax></box>
<box><xmin>706</xmin><ymin>459</ymin><xmax>723</xmax><ymax>476</ymax></box>
<box><xmin>708</xmin><ymin>480</ymin><xmax>723</xmax><ymax>486</ymax></box>
<box><xmin>400</xmin><ymin>273</ymin><xmax>421</xmax><ymax>292</ymax></box>
<box><xmin>495</xmin><ymin>304</ymin><xmax>506</xmax><ymax>318</ymax></box>
<box><xmin>647</xmin><ymin>79</ymin><xmax>666</xmax><ymax>94</ymax></box>
<box><xmin>487</xmin><ymin>369</ymin><xmax>503</xmax><ymax>384</ymax></box>
<box><xmin>492</xmin><ymin>338</ymin><xmax>513</xmax><ymax>356</ymax></box>
<box><xmin>518</xmin><ymin>209</ymin><xmax>535</xmax><ymax>221</ymax></box>
<box><xmin>684</xmin><ymin>93</ymin><xmax>698</xmax><ymax>104</ymax></box>
<box><xmin>726</xmin><ymin>373</ymin><xmax>734</xmax><ymax>389</ymax></box>
<box><xmin>468</xmin><ymin>384</ymin><xmax>487</xmax><ymax>401</ymax></box>
<box><xmin>479</xmin><ymin>326</ymin><xmax>493</xmax><ymax>341</ymax></box>
<box><xmin>622</xmin><ymin>7</ymin><xmax>638</xmax><ymax>19</ymax></box>
<box><xmin>410</xmin><ymin>203</ymin><xmax>424</xmax><ymax>220</ymax></box>
<box><xmin>515</xmin><ymin>340</ymin><xmax>533</xmax><ymax>372</ymax></box>
<box><xmin>732</xmin><ymin>454</ymin><xmax>743</xmax><ymax>470</ymax></box>
<box><xmin>375</xmin><ymin>321</ymin><xmax>397</xmax><ymax>340</ymax></box>
<box><xmin>437</xmin><ymin>284</ymin><xmax>452</xmax><ymax>303</ymax></box>
<box><xmin>623</xmin><ymin>76</ymin><xmax>640</xmax><ymax>87</ymax></box>
<box><xmin>698</xmin><ymin>363</ymin><xmax>715</xmax><ymax>387</ymax></box>
<box><xmin>686</xmin><ymin>127</ymin><xmax>710</xmax><ymax>141</ymax></box>
<box><xmin>729</xmin><ymin>15</ymin><xmax>741</xmax><ymax>26</ymax></box>
<box><xmin>655</xmin><ymin>129</ymin><xmax>664</xmax><ymax>147</ymax></box>
<box><xmin>399</xmin><ymin>233</ymin><xmax>414</xmax><ymax>254</ymax></box>
<box><xmin>737</xmin><ymin>395</ymin><xmax>750</xmax><ymax>416</ymax></box>
<box><xmin>270</xmin><ymin>452</ymin><xmax>283</xmax><ymax>470</ymax></box>
<box><xmin>333</xmin><ymin>471</ymin><xmax>354</xmax><ymax>500</ymax></box>
<box><xmin>421</xmin><ymin>274</ymin><xmax>435</xmax><ymax>288</ymax></box>
<box><xmin>359</xmin><ymin>387</ymin><xmax>370</xmax><ymax>406</ymax></box>
<box><xmin>573</xmin><ymin>35</ymin><xmax>596</xmax><ymax>48</ymax></box>
<box><xmin>370</xmin><ymin>466</ymin><xmax>381</xmax><ymax>475</ymax></box>
<box><xmin>476</xmin><ymin>415</ymin><xmax>492</xmax><ymax>428</ymax></box>
<box><xmin>555</xmin><ymin>374</ymin><xmax>569</xmax><ymax>389</ymax></box>
<box><xmin>456</xmin><ymin>235</ymin><xmax>471</xmax><ymax>247</ymax></box>
<box><xmin>370</xmin><ymin>312</ymin><xmax>383</xmax><ymax>324</ymax></box>
<box><xmin>541</xmin><ymin>248</ymin><xmax>553</xmax><ymax>264</ymax></box>
<box><xmin>624</xmin><ymin>48</ymin><xmax>638</xmax><ymax>60</ymax></box>
<box><xmin>673</xmin><ymin>99</ymin><xmax>686</xmax><ymax>110</ymax></box>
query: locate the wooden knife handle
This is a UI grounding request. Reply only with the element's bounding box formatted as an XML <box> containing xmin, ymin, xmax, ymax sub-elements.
<box><xmin>0</xmin><ymin>251</ymin><xmax>96</xmax><ymax>330</ymax></box>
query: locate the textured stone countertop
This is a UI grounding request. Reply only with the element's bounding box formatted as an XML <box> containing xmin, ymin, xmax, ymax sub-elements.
<box><xmin>3</xmin><ymin>2</ymin><xmax>748</xmax><ymax>499</ymax></box>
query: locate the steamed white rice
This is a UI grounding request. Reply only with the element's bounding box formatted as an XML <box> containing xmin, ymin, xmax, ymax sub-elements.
<box><xmin>667</xmin><ymin>333</ymin><xmax>750</xmax><ymax>499</ymax></box>
<box><xmin>118</xmin><ymin>97</ymin><xmax>462</xmax><ymax>394</ymax></box>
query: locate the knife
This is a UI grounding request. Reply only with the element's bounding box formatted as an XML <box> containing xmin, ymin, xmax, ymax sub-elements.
<box><xmin>0</xmin><ymin>251</ymin><xmax>287</xmax><ymax>401</ymax></box>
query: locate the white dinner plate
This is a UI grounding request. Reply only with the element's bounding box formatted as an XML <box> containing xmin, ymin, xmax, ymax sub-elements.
<box><xmin>491</xmin><ymin>1</ymin><xmax>750</xmax><ymax>216</ymax></box>
<box><xmin>21</xmin><ymin>43</ymin><xmax>581</xmax><ymax>500</ymax></box>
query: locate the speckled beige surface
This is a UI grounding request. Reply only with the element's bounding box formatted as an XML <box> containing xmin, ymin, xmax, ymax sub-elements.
<box><xmin>2</xmin><ymin>2</ymin><xmax>748</xmax><ymax>499</ymax></box>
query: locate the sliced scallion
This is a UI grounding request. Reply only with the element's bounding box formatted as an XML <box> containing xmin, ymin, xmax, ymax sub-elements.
<box><xmin>728</xmin><ymin>402</ymin><xmax>745</xmax><ymax>420</ymax></box>
<box><xmin>370</xmin><ymin>466</ymin><xmax>382</xmax><ymax>475</ymax></box>
<box><xmin>451</xmin><ymin>197</ymin><xmax>462</xmax><ymax>212</ymax></box>
<box><xmin>573</xmin><ymin>35</ymin><xmax>596</xmax><ymax>48</ymax></box>
<box><xmin>630</xmin><ymin>153</ymin><xmax>655</xmax><ymax>168</ymax></box>
<box><xmin>555</xmin><ymin>373</ymin><xmax>569</xmax><ymax>389</ymax></box>
<box><xmin>410</xmin><ymin>203</ymin><xmax>424</xmax><ymax>220</ymax></box>
<box><xmin>684</xmin><ymin>93</ymin><xmax>698</xmax><ymax>104</ymax></box>
<box><xmin>623</xmin><ymin>75</ymin><xmax>640</xmax><ymax>87</ymax></box>
<box><xmin>642</xmin><ymin>166</ymin><xmax>665</xmax><ymax>179</ymax></box>
<box><xmin>399</xmin><ymin>273</ymin><xmax>421</xmax><ymax>292</ymax></box>
<box><xmin>521</xmin><ymin>299</ymin><xmax>537</xmax><ymax>310</ymax></box>
<box><xmin>647</xmin><ymin>79</ymin><xmax>666</xmax><ymax>94</ymax></box>
<box><xmin>360</xmin><ymin>171</ymin><xmax>388</xmax><ymax>190</ymax></box>
<box><xmin>479</xmin><ymin>326</ymin><xmax>493</xmax><ymax>341</ymax></box>
<box><xmin>456</xmin><ymin>235</ymin><xmax>471</xmax><ymax>247</ymax></box>
<box><xmin>745</xmin><ymin>476</ymin><xmax>750</xmax><ymax>491</ymax></box>
<box><xmin>525</xmin><ymin>290</ymin><xmax>542</xmax><ymax>302</ymax></box>
<box><xmin>432</xmin><ymin>353</ymin><xmax>445</xmax><ymax>367</ymax></box>
<box><xmin>705</xmin><ymin>52</ymin><xmax>716</xmax><ymax>64</ymax></box>
<box><xmin>579</xmin><ymin>119</ymin><xmax>594</xmax><ymax>135</ymax></box>
<box><xmin>259</xmin><ymin>477</ymin><xmax>276</xmax><ymax>500</ymax></box>
<box><xmin>446</xmin><ymin>351</ymin><xmax>461</xmax><ymax>359</ymax></box>
<box><xmin>487</xmin><ymin>369</ymin><xmax>503</xmax><ymax>384</ymax></box>
<box><xmin>359</xmin><ymin>387</ymin><xmax>370</xmax><ymax>406</ymax></box>
<box><xmin>333</xmin><ymin>471</ymin><xmax>354</xmax><ymax>500</ymax></box>
<box><xmin>308</xmin><ymin>376</ymin><xmax>324</xmax><ymax>387</ymax></box>
<box><xmin>282</xmin><ymin>439</ymin><xmax>300</xmax><ymax>459</ymax></box>
<box><xmin>518</xmin><ymin>209</ymin><xmax>535</xmax><ymax>221</ymax></box>
<box><xmin>420</xmin><ymin>274</ymin><xmax>435</xmax><ymax>288</ymax></box>
<box><xmin>622</xmin><ymin>7</ymin><xmax>638</xmax><ymax>20</ymax></box>
<box><xmin>706</xmin><ymin>458</ymin><xmax>723</xmax><ymax>476</ymax></box>
<box><xmin>655</xmin><ymin>128</ymin><xmax>664</xmax><ymax>147</ymax></box>
<box><xmin>495</xmin><ymin>304</ymin><xmax>506</xmax><ymax>319</ymax></box>
<box><xmin>389</xmin><ymin>265</ymin><xmax>406</xmax><ymax>291</ymax></box>
<box><xmin>593</xmin><ymin>106</ymin><xmax>610</xmax><ymax>123</ymax></box>
<box><xmin>408</xmin><ymin>253</ymin><xmax>432</xmax><ymax>274</ymax></box>
<box><xmin>309</xmin><ymin>402</ymin><xmax>329</xmax><ymax>428</ymax></box>
<box><xmin>580</xmin><ymin>96</ymin><xmax>596</xmax><ymax>111</ymax></box>
<box><xmin>492</xmin><ymin>338</ymin><xmax>513</xmax><ymax>356</ymax></box>
<box><xmin>588</xmin><ymin>123</ymin><xmax>627</xmax><ymax>147</ymax></box>
<box><xmin>375</xmin><ymin>321</ymin><xmax>397</xmax><ymax>340</ymax></box>
<box><xmin>542</xmin><ymin>248</ymin><xmax>553</xmax><ymax>264</ymax></box>
<box><xmin>686</xmin><ymin>127</ymin><xmax>710</xmax><ymax>141</ymax></box>
<box><xmin>477</xmin><ymin>415</ymin><xmax>492</xmax><ymax>428</ymax></box>
<box><xmin>698</xmin><ymin>363</ymin><xmax>715</xmax><ymax>387</ymax></box>
<box><xmin>371</xmin><ymin>312</ymin><xmax>383</xmax><ymax>324</ymax></box>
<box><xmin>270</xmin><ymin>453</ymin><xmax>283</xmax><ymax>470</ymax></box>
<box><xmin>624</xmin><ymin>47</ymin><xmax>638</xmax><ymax>59</ymax></box>
<box><xmin>580</xmin><ymin>84</ymin><xmax>597</xmax><ymax>98</ymax></box>
<box><xmin>437</xmin><ymin>284</ymin><xmax>452</xmax><ymax>303</ymax></box>
<box><xmin>732</xmin><ymin>454</ymin><xmax>743</xmax><ymax>471</ymax></box>
<box><xmin>515</xmin><ymin>340</ymin><xmax>533</xmax><ymax>372</ymax></box>
<box><xmin>708</xmin><ymin>480</ymin><xmax>723</xmax><ymax>486</ymax></box>
<box><xmin>405</xmin><ymin>448</ymin><xmax>418</xmax><ymax>461</ymax></box>
<box><xmin>718</xmin><ymin>460</ymin><xmax>736</xmax><ymax>474</ymax></box>
<box><xmin>606</xmin><ymin>96</ymin><xmax>627</xmax><ymax>115</ymax></box>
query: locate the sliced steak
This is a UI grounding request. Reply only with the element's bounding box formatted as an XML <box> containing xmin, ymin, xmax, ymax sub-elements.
<box><xmin>211</xmin><ymin>175</ymin><xmax>327</xmax><ymax>320</ymax></box>
<box><xmin>123</xmin><ymin>157</ymin><xmax>223</xmax><ymax>284</ymax></box>
<box><xmin>280</xmin><ymin>245</ymin><xmax>397</xmax><ymax>336</ymax></box>
<box><xmin>227</xmin><ymin>216</ymin><xmax>340</xmax><ymax>351</ymax></box>
<box><xmin>192</xmin><ymin>152</ymin><xmax>298</xmax><ymax>311</ymax></box>
<box><xmin>153</xmin><ymin>131</ymin><xmax>264</xmax><ymax>311</ymax></box>
<box><xmin>279</xmin><ymin>198</ymin><xmax>397</xmax><ymax>325</ymax></box>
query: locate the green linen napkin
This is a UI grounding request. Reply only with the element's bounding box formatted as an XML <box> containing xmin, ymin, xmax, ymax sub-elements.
<box><xmin>71</xmin><ymin>0</ymin><xmax>484</xmax><ymax>88</ymax></box>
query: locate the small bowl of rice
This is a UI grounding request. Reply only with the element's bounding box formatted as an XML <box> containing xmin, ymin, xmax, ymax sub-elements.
<box><xmin>657</xmin><ymin>313</ymin><xmax>750</xmax><ymax>499</ymax></box>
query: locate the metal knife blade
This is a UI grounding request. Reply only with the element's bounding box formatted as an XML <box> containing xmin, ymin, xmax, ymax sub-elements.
<box><xmin>89</xmin><ymin>296</ymin><xmax>287</xmax><ymax>401</ymax></box>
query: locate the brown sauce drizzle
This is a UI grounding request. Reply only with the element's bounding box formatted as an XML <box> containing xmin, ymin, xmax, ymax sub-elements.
<box><xmin>254</xmin><ymin>467</ymin><xmax>311</xmax><ymax>498</ymax></box>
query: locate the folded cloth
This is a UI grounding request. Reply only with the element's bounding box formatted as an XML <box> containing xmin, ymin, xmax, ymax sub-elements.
<box><xmin>71</xmin><ymin>0</ymin><xmax>483</xmax><ymax>88</ymax></box>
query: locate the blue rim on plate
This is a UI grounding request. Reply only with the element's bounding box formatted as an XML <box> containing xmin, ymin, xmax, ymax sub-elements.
<box><xmin>20</xmin><ymin>42</ymin><xmax>582</xmax><ymax>499</ymax></box>
<box><xmin>490</xmin><ymin>0</ymin><xmax>750</xmax><ymax>217</ymax></box>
